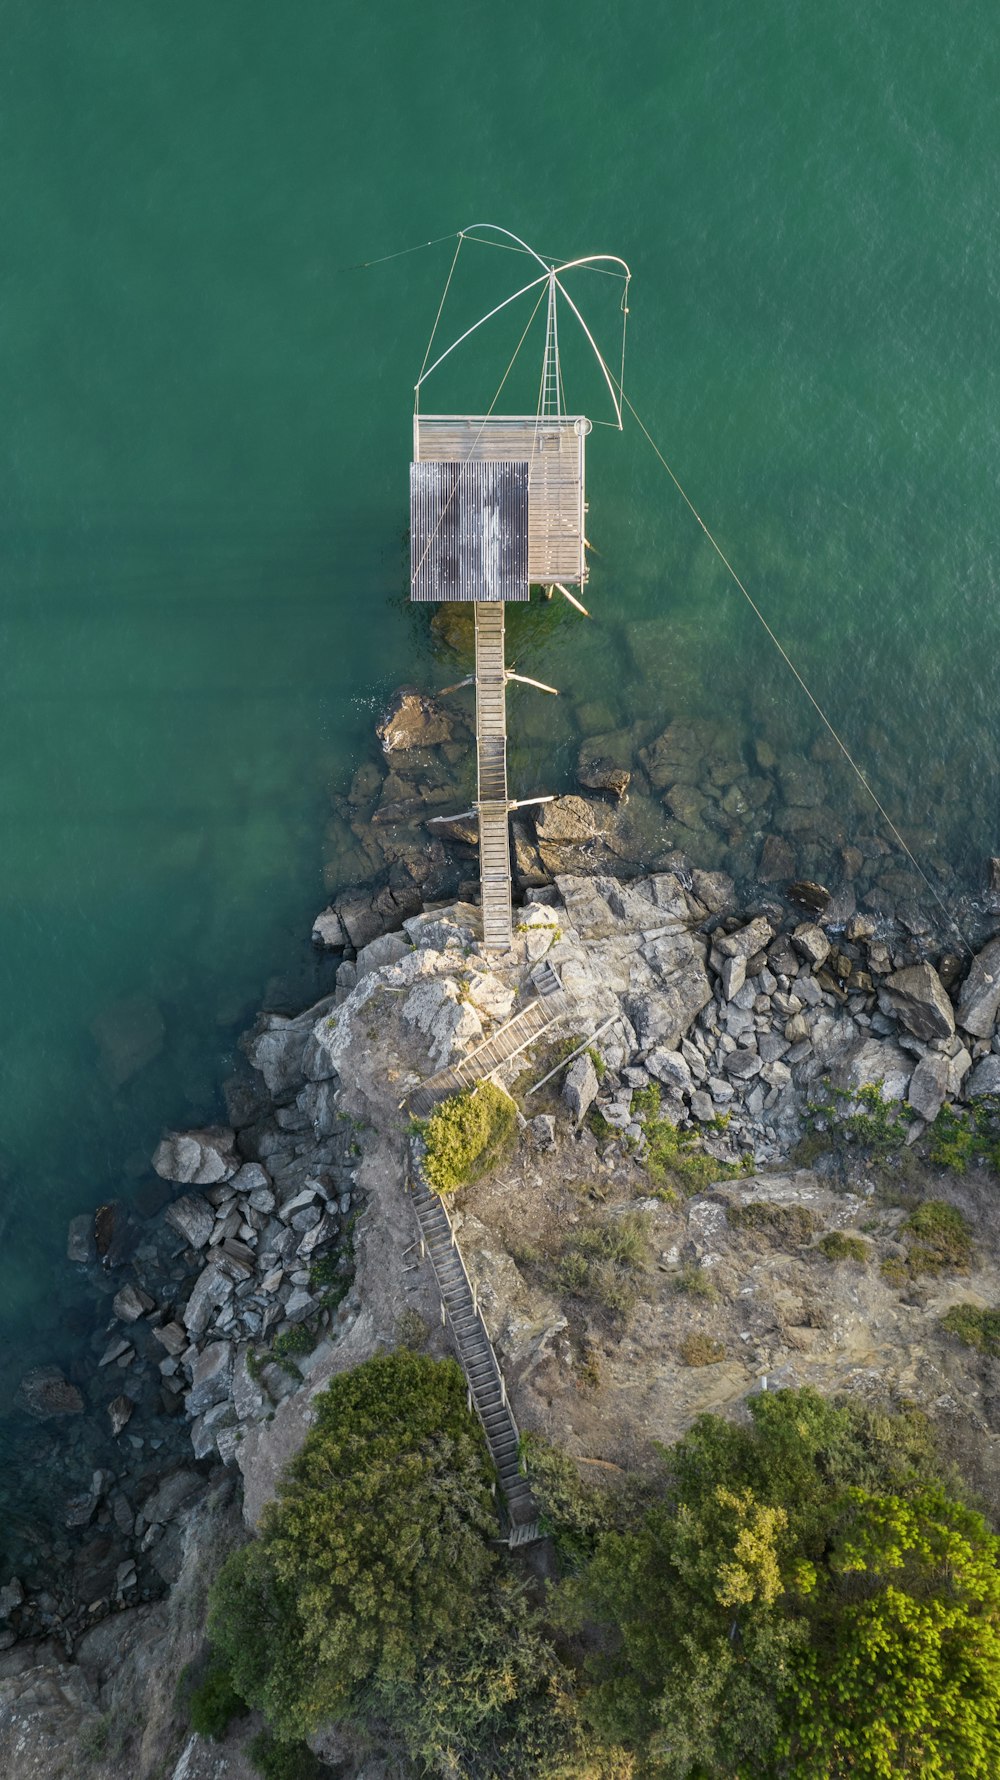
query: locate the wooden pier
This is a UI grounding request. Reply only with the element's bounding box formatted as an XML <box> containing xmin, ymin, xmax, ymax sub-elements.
<box><xmin>474</xmin><ymin>602</ymin><xmax>513</xmax><ymax>952</ymax></box>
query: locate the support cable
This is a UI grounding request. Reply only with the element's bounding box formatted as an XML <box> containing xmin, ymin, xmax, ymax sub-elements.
<box><xmin>619</xmin><ymin>389</ymin><xmax>971</xmax><ymax>954</ymax></box>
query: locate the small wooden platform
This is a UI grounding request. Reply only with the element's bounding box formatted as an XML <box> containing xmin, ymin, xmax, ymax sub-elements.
<box><xmin>415</xmin><ymin>415</ymin><xmax>590</xmax><ymax>585</ymax></box>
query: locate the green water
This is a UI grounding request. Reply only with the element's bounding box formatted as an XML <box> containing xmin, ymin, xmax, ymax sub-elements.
<box><xmin>2</xmin><ymin>2</ymin><xmax>999</xmax><ymax>1542</ymax></box>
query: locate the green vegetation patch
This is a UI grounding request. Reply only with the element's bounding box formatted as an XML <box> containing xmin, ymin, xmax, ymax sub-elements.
<box><xmin>817</xmin><ymin>1231</ymin><xmax>871</xmax><ymax>1264</ymax></box>
<box><xmin>632</xmin><ymin>1082</ymin><xmax>744</xmax><ymax>1195</ymax></box>
<box><xmin>186</xmin><ymin>1657</ymin><xmax>249</xmax><ymax>1741</ymax></box>
<box><xmin>678</xmin><ymin>1332</ymin><xmax>726</xmax><ymax>1366</ymax></box>
<box><xmin>417</xmin><ymin>1080</ymin><xmax>518</xmax><ymax>1193</ymax></box>
<box><xmin>927</xmin><ymin>1096</ymin><xmax>1000</xmax><ymax>1172</ymax></box>
<box><xmin>941</xmin><ymin>1303</ymin><xmax>1000</xmax><ymax>1356</ymax></box>
<box><xmin>555</xmin><ymin>1212</ymin><xmax>652</xmax><ymax>1319</ymax></box>
<box><xmin>901</xmin><ymin>1199</ymin><xmax>972</xmax><ymax>1275</ymax></box>
<box><xmin>673</xmin><ymin>1263</ymin><xmax>718</xmax><ymax>1300</ymax></box>
<box><xmin>556</xmin><ymin>1388</ymin><xmax>998</xmax><ymax>1780</ymax></box>
<box><xmin>248</xmin><ymin>1730</ymin><xmax>331</xmax><ymax>1779</ymax></box>
<box><xmin>728</xmin><ymin>1201</ymin><xmax>817</xmax><ymax>1245</ymax></box>
<box><xmin>806</xmin><ymin>1078</ymin><xmax>912</xmax><ymax>1158</ymax></box>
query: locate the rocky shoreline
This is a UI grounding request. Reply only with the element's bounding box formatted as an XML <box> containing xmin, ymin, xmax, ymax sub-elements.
<box><xmin>5</xmin><ymin>675</ymin><xmax>1000</xmax><ymax>1774</ymax></box>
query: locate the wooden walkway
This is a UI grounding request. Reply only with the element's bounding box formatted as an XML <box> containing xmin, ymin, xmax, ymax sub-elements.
<box><xmin>474</xmin><ymin>601</ymin><xmax>513</xmax><ymax>952</ymax></box>
<box><xmin>408</xmin><ymin>963</ymin><xmax>569</xmax><ymax>1119</ymax></box>
<box><xmin>408</xmin><ymin>1163</ymin><xmax>539</xmax><ymax>1538</ymax></box>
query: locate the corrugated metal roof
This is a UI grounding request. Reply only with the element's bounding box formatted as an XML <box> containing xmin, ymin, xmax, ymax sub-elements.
<box><xmin>410</xmin><ymin>459</ymin><xmax>529</xmax><ymax>602</ymax></box>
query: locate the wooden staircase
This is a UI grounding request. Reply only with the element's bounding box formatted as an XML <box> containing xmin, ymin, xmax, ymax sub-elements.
<box><xmin>408</xmin><ymin>964</ymin><xmax>570</xmax><ymax>1119</ymax></box>
<box><xmin>408</xmin><ymin>1164</ymin><xmax>539</xmax><ymax>1536</ymax></box>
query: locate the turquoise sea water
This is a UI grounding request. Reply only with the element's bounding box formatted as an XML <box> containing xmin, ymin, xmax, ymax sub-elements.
<box><xmin>2</xmin><ymin>3</ymin><xmax>999</xmax><ymax>1548</ymax></box>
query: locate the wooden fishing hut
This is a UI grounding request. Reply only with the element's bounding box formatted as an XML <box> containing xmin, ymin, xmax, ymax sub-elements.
<box><xmin>408</xmin><ymin>227</ymin><xmax>630</xmax><ymax>952</ymax></box>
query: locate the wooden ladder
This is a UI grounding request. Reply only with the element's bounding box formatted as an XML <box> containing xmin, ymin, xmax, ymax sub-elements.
<box><xmin>473</xmin><ymin>602</ymin><xmax>512</xmax><ymax>952</ymax></box>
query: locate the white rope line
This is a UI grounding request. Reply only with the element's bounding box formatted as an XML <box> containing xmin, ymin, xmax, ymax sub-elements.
<box><xmin>347</xmin><ymin>231</ymin><xmax>459</xmax><ymax>271</ymax></box>
<box><xmin>409</xmin><ymin>283</ymin><xmax>548</xmax><ymax>589</ymax></box>
<box><xmin>619</xmin><ymin>391</ymin><xmax>971</xmax><ymax>953</ymax></box>
<box><xmin>417</xmin><ymin>233</ymin><xmax>464</xmax><ymax>393</ymax></box>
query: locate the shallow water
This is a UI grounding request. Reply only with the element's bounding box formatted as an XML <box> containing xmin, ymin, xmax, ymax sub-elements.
<box><xmin>2</xmin><ymin>2</ymin><xmax>999</xmax><ymax>1562</ymax></box>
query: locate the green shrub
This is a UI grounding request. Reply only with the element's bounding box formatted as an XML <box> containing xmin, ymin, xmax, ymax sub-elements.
<box><xmin>187</xmin><ymin>1659</ymin><xmax>248</xmax><ymax>1741</ymax></box>
<box><xmin>395</xmin><ymin>1307</ymin><xmax>428</xmax><ymax>1350</ymax></box>
<box><xmin>807</xmin><ymin>1079</ymin><xmax>911</xmax><ymax>1157</ymax></box>
<box><xmin>417</xmin><ymin>1081</ymin><xmax>518</xmax><ymax>1193</ymax></box>
<box><xmin>555</xmin><ymin>1214</ymin><xmax>651</xmax><ymax>1319</ymax></box>
<box><xmin>633</xmin><ymin>1083</ymin><xmax>741</xmax><ymax>1194</ymax></box>
<box><xmin>729</xmin><ymin>1202</ymin><xmax>817</xmax><ymax>1245</ymax></box>
<box><xmin>247</xmin><ymin>1730</ymin><xmax>328</xmax><ymax>1779</ymax></box>
<box><xmin>673</xmin><ymin>1264</ymin><xmax>717</xmax><ymax>1300</ymax></box>
<box><xmin>817</xmin><ymin>1231</ymin><xmax>871</xmax><ymax>1264</ymax></box>
<box><xmin>208</xmin><ymin>1350</ymin><xmax>497</xmax><ymax>1741</ymax></box>
<box><xmin>941</xmin><ymin>1303</ymin><xmax>1000</xmax><ymax>1355</ymax></box>
<box><xmin>901</xmin><ymin>1199</ymin><xmax>972</xmax><ymax>1275</ymax></box>
<box><xmin>927</xmin><ymin>1095</ymin><xmax>1000</xmax><ymax>1172</ymax></box>
<box><xmin>678</xmin><ymin>1333</ymin><xmax>726</xmax><ymax>1366</ymax></box>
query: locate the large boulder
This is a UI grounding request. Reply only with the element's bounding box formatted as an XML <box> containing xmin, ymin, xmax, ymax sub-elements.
<box><xmin>880</xmin><ymin>963</ymin><xmax>955</xmax><ymax>1041</ymax></box>
<box><xmin>965</xmin><ymin>1053</ymin><xmax>1000</xmax><ymax>1100</ymax></box>
<box><xmin>833</xmin><ymin>1037</ymin><xmax>913</xmax><ymax>1103</ymax></box>
<box><xmin>186</xmin><ymin>1343</ymin><xmax>234</xmax><ymax>1418</ymax></box>
<box><xmin>181</xmin><ymin>1261</ymin><xmax>235</xmax><ymax>1337</ymax></box>
<box><xmin>955</xmin><ymin>938</ymin><xmax>1000</xmax><ymax>1039</ymax></box>
<box><xmin>153</xmin><ymin>1127</ymin><xmax>237</xmax><ymax>1186</ymax></box>
<box><xmin>401</xmin><ymin>978</ymin><xmax>484</xmax><ymax>1069</ymax></box>
<box><xmin>535</xmin><ymin>796</ymin><xmax>608</xmax><ymax>846</ymax></box>
<box><xmin>563</xmin><ymin>1053</ymin><xmax>599</xmax><ymax>1123</ymax></box>
<box><xmin>163</xmin><ymin>1194</ymin><xmax>214</xmax><ymax>1250</ymax></box>
<box><xmin>907</xmin><ymin>1053</ymin><xmax>951</xmax><ymax>1123</ymax></box>
<box><xmin>376</xmin><ymin>687</ymin><xmax>452</xmax><ymax>753</ymax></box>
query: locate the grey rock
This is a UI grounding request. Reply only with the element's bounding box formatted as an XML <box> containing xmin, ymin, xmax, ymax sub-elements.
<box><xmin>141</xmin><ymin>1468</ymin><xmax>203</xmax><ymax>1527</ymax></box>
<box><xmin>230</xmin><ymin>1161</ymin><xmax>272</xmax><ymax>1197</ymax></box>
<box><xmin>107</xmin><ymin>1394</ymin><xmax>134</xmax><ymax>1436</ymax></box>
<box><xmin>355</xmin><ymin>931</ymin><xmax>411</xmax><ymax>979</ymax></box>
<box><xmin>563</xmin><ymin>1053</ymin><xmax>599</xmax><ymax>1122</ymax></box>
<box><xmin>278</xmin><ymin>1185</ymin><xmax>321</xmax><ymax>1223</ymax></box>
<box><xmin>834</xmin><ymin>1037</ymin><xmax>913</xmax><ymax>1102</ymax></box>
<box><xmin>529</xmin><ymin>1114</ymin><xmax>557</xmax><ymax>1150</ymax></box>
<box><xmin>757</xmin><ymin>1032</ymin><xmax>790</xmax><ymax>1064</ymax></box>
<box><xmin>716</xmin><ymin>915</ymin><xmax>773</xmax><ymax>961</ymax></box>
<box><xmin>152</xmin><ymin>1321</ymin><xmax>187</xmax><ymax>1356</ymax></box>
<box><xmin>153</xmin><ymin>1127</ymin><xmax>237</xmax><ymax>1186</ymax></box>
<box><xmin>297</xmin><ymin>1078</ymin><xmax>340</xmax><ymax>1138</ymax></box>
<box><xmin>645</xmin><ymin>1047</ymin><xmax>693</xmax><ymax>1097</ymax></box>
<box><xmin>690</xmin><ymin>1090</ymin><xmax>716</xmax><ymax>1121</ymax></box>
<box><xmin>955</xmin><ymin>938</ymin><xmax>1000</xmax><ymax>1039</ymax></box>
<box><xmin>792</xmin><ymin>924</ymin><xmax>831</xmax><ymax>968</ymax></box>
<box><xmin>0</xmin><ymin>1578</ymin><xmax>24</xmax><ymax>1619</ymax></box>
<box><xmin>66</xmin><ymin>1213</ymin><xmax>96</xmax><ymax>1266</ymax></box>
<box><xmin>881</xmin><ymin>963</ymin><xmax>955</xmax><ymax>1041</ymax></box>
<box><xmin>689</xmin><ymin>869</ymin><xmax>735</xmax><ymax>914</ymax></box>
<box><xmin>98</xmin><ymin>1336</ymin><xmax>132</xmax><ymax>1367</ymax></box>
<box><xmin>947</xmin><ymin>1045</ymin><xmax>973</xmax><ymax>1096</ymax></box>
<box><xmin>284</xmin><ymin>1288</ymin><xmax>317</xmax><ymax>1323</ymax></box>
<box><xmin>244</xmin><ymin>1018</ymin><xmax>310</xmax><ymax>1100</ymax></box>
<box><xmin>907</xmin><ymin>1054</ymin><xmax>950</xmax><ymax>1123</ymax></box>
<box><xmin>724</xmin><ymin>1048</ymin><xmax>763</xmax><ymax>1080</ymax></box>
<box><xmin>965</xmin><ymin>1053</ymin><xmax>1000</xmax><ymax>1099</ymax></box>
<box><xmin>181</xmin><ymin>1261</ymin><xmax>235</xmax><ymax>1337</ymax></box>
<box><xmin>377</xmin><ymin>686</ymin><xmax>452</xmax><ymax>752</ymax></box>
<box><xmin>536</xmin><ymin>795</ymin><xmax>608</xmax><ymax>845</ymax></box>
<box><xmin>721</xmin><ymin>954</ymin><xmax>747</xmax><ymax>1000</ymax></box>
<box><xmin>112</xmin><ymin>1282</ymin><xmax>154</xmax><ymax>1323</ymax></box>
<box><xmin>186</xmin><ymin>1343</ymin><xmax>234</xmax><ymax>1418</ymax></box>
<box><xmin>164</xmin><ymin>1193</ymin><xmax>215</xmax><ymax>1250</ymax></box>
<box><xmin>311</xmin><ymin>906</ymin><xmax>347</xmax><ymax>948</ymax></box>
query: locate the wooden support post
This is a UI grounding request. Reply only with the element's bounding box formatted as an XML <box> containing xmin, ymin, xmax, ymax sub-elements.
<box><xmin>440</xmin><ymin>1302</ymin><xmax>447</xmax><ymax>1327</ymax></box>
<box><xmin>554</xmin><ymin>582</ymin><xmax>590</xmax><ymax>617</ymax></box>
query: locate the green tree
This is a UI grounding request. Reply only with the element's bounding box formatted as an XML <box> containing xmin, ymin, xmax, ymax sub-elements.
<box><xmin>209</xmin><ymin>1350</ymin><xmax>498</xmax><ymax>1740</ymax></box>
<box><xmin>558</xmin><ymin>1389</ymin><xmax>1000</xmax><ymax>1778</ymax></box>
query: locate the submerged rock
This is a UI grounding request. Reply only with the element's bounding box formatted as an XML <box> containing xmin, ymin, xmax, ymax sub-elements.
<box><xmin>376</xmin><ymin>687</ymin><xmax>452</xmax><ymax>753</ymax></box>
<box><xmin>18</xmin><ymin>1367</ymin><xmax>85</xmax><ymax>1420</ymax></box>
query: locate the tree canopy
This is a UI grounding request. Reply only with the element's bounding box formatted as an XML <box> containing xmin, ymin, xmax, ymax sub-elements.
<box><xmin>555</xmin><ymin>1389</ymin><xmax>1000</xmax><ymax>1778</ymax></box>
<box><xmin>209</xmin><ymin>1349</ymin><xmax>498</xmax><ymax>1740</ymax></box>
